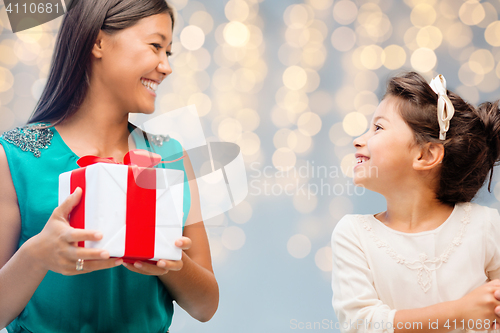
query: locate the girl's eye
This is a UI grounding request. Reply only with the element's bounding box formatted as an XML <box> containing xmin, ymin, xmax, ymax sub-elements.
<box><xmin>374</xmin><ymin>124</ymin><xmax>383</xmax><ymax>131</ymax></box>
<box><xmin>166</xmin><ymin>51</ymin><xmax>173</xmax><ymax>57</ymax></box>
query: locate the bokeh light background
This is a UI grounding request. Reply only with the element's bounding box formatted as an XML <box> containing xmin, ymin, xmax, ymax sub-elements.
<box><xmin>1</xmin><ymin>0</ymin><xmax>500</xmax><ymax>332</ymax></box>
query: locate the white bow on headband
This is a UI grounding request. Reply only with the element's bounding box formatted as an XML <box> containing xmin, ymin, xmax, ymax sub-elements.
<box><xmin>429</xmin><ymin>74</ymin><xmax>455</xmax><ymax>140</ymax></box>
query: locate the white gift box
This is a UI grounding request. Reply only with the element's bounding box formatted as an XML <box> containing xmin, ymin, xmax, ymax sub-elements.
<box><xmin>58</xmin><ymin>162</ymin><xmax>185</xmax><ymax>261</ymax></box>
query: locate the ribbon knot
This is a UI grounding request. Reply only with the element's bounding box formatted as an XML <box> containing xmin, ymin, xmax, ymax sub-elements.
<box><xmin>77</xmin><ymin>149</ymin><xmax>162</xmax><ymax>168</ymax></box>
<box><xmin>429</xmin><ymin>74</ymin><xmax>455</xmax><ymax>140</ymax></box>
<box><xmin>77</xmin><ymin>149</ymin><xmax>184</xmax><ymax>168</ymax></box>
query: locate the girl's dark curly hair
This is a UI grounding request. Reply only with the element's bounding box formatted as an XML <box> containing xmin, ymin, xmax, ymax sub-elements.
<box><xmin>385</xmin><ymin>71</ymin><xmax>500</xmax><ymax>205</ymax></box>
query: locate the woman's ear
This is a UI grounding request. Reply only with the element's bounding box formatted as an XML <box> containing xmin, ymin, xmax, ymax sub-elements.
<box><xmin>91</xmin><ymin>30</ymin><xmax>105</xmax><ymax>59</ymax></box>
<box><xmin>413</xmin><ymin>142</ymin><xmax>444</xmax><ymax>171</ymax></box>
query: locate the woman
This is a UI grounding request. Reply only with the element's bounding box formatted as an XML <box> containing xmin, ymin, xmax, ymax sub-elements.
<box><xmin>0</xmin><ymin>0</ymin><xmax>218</xmax><ymax>332</ymax></box>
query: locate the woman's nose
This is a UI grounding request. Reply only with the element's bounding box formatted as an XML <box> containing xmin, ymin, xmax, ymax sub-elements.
<box><xmin>158</xmin><ymin>54</ymin><xmax>172</xmax><ymax>77</ymax></box>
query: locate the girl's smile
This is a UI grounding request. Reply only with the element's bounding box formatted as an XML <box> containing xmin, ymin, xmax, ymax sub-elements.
<box><xmin>354</xmin><ymin>153</ymin><xmax>370</xmax><ymax>169</ymax></box>
<box><xmin>353</xmin><ymin>96</ymin><xmax>420</xmax><ymax>194</ymax></box>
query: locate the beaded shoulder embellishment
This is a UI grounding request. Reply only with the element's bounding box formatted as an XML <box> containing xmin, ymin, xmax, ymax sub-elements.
<box><xmin>147</xmin><ymin>133</ymin><xmax>170</xmax><ymax>147</ymax></box>
<box><xmin>129</xmin><ymin>123</ymin><xmax>170</xmax><ymax>147</ymax></box>
<box><xmin>359</xmin><ymin>203</ymin><xmax>472</xmax><ymax>293</ymax></box>
<box><xmin>1</xmin><ymin>123</ymin><xmax>54</xmax><ymax>158</ymax></box>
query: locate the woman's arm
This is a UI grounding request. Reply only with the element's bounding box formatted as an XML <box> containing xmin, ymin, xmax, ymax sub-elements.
<box><xmin>159</xmin><ymin>221</ymin><xmax>219</xmax><ymax>322</ymax></box>
<box><xmin>0</xmin><ymin>144</ymin><xmax>121</xmax><ymax>328</ymax></box>
<box><xmin>123</xmin><ymin>149</ymin><xmax>219</xmax><ymax>322</ymax></box>
<box><xmin>0</xmin><ymin>144</ymin><xmax>47</xmax><ymax>327</ymax></box>
<box><xmin>159</xmin><ymin>148</ymin><xmax>219</xmax><ymax>321</ymax></box>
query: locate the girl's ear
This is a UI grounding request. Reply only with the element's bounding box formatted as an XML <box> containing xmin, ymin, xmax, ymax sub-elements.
<box><xmin>413</xmin><ymin>142</ymin><xmax>444</xmax><ymax>171</ymax></box>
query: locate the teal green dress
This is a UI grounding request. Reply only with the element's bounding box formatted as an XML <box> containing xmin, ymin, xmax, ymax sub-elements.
<box><xmin>0</xmin><ymin>122</ymin><xmax>191</xmax><ymax>333</ymax></box>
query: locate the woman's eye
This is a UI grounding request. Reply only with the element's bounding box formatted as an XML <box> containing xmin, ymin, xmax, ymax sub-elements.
<box><xmin>152</xmin><ymin>43</ymin><xmax>172</xmax><ymax>57</ymax></box>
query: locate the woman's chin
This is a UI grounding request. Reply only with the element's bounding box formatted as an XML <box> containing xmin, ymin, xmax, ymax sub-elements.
<box><xmin>139</xmin><ymin>106</ymin><xmax>156</xmax><ymax>115</ymax></box>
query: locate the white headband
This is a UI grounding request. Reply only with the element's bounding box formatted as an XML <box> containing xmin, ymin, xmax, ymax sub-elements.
<box><xmin>429</xmin><ymin>74</ymin><xmax>455</xmax><ymax>140</ymax></box>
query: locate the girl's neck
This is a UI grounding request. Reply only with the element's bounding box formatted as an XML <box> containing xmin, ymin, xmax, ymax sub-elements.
<box><xmin>377</xmin><ymin>189</ymin><xmax>455</xmax><ymax>233</ymax></box>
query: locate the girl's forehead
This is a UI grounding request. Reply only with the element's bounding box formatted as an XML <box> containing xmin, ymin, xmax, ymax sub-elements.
<box><xmin>370</xmin><ymin>97</ymin><xmax>406</xmax><ymax>125</ymax></box>
<box><xmin>372</xmin><ymin>98</ymin><xmax>395</xmax><ymax>119</ymax></box>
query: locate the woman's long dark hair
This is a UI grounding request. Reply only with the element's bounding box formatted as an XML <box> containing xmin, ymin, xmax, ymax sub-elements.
<box><xmin>28</xmin><ymin>0</ymin><xmax>174</xmax><ymax>126</ymax></box>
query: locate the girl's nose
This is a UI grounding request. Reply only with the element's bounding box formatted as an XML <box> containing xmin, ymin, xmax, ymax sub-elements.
<box><xmin>353</xmin><ymin>134</ymin><xmax>365</xmax><ymax>148</ymax></box>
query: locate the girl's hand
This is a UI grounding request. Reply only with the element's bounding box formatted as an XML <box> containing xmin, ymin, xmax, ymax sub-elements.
<box><xmin>494</xmin><ymin>289</ymin><xmax>500</xmax><ymax>318</ymax></box>
<box><xmin>29</xmin><ymin>187</ymin><xmax>122</xmax><ymax>275</ymax></box>
<box><xmin>122</xmin><ymin>237</ymin><xmax>192</xmax><ymax>276</ymax></box>
<box><xmin>455</xmin><ymin>279</ymin><xmax>500</xmax><ymax>330</ymax></box>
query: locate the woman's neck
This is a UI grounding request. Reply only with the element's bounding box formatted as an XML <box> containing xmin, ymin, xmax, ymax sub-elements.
<box><xmin>54</xmin><ymin>97</ymin><xmax>134</xmax><ymax>160</ymax></box>
<box><xmin>378</xmin><ymin>187</ymin><xmax>455</xmax><ymax>233</ymax></box>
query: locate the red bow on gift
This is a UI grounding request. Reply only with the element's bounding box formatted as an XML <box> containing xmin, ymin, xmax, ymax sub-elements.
<box><xmin>77</xmin><ymin>149</ymin><xmax>184</xmax><ymax>168</ymax></box>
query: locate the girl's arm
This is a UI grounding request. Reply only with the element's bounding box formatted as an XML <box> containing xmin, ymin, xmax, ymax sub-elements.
<box><xmin>393</xmin><ymin>208</ymin><xmax>500</xmax><ymax>332</ymax></box>
<box><xmin>394</xmin><ymin>280</ymin><xmax>500</xmax><ymax>332</ymax></box>
<box><xmin>0</xmin><ymin>145</ymin><xmax>121</xmax><ymax>328</ymax></box>
<box><xmin>393</xmin><ymin>303</ymin><xmax>459</xmax><ymax>333</ymax></box>
<box><xmin>395</xmin><ymin>207</ymin><xmax>500</xmax><ymax>332</ymax></box>
<box><xmin>332</xmin><ymin>215</ymin><xmax>500</xmax><ymax>333</ymax></box>
<box><xmin>331</xmin><ymin>216</ymin><xmax>396</xmax><ymax>333</ymax></box>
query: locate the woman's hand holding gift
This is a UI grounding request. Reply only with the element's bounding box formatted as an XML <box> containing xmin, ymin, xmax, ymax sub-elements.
<box><xmin>28</xmin><ymin>187</ymin><xmax>122</xmax><ymax>275</ymax></box>
<box><xmin>121</xmin><ymin>237</ymin><xmax>192</xmax><ymax>276</ymax></box>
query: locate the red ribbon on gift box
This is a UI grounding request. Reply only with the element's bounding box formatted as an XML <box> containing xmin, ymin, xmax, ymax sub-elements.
<box><xmin>69</xmin><ymin>149</ymin><xmax>184</xmax><ymax>262</ymax></box>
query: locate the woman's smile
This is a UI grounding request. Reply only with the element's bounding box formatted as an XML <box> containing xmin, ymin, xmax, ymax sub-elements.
<box><xmin>141</xmin><ymin>78</ymin><xmax>159</xmax><ymax>97</ymax></box>
<box><xmin>91</xmin><ymin>12</ymin><xmax>173</xmax><ymax>114</ymax></box>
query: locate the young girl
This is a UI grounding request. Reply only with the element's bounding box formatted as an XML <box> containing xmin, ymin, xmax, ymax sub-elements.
<box><xmin>0</xmin><ymin>0</ymin><xmax>218</xmax><ymax>332</ymax></box>
<box><xmin>332</xmin><ymin>71</ymin><xmax>500</xmax><ymax>333</ymax></box>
